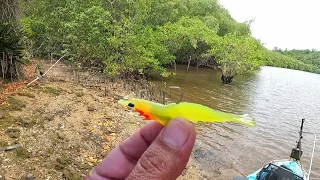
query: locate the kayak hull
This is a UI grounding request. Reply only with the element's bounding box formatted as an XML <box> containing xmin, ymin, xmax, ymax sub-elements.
<box><xmin>246</xmin><ymin>159</ymin><xmax>307</xmax><ymax>180</ymax></box>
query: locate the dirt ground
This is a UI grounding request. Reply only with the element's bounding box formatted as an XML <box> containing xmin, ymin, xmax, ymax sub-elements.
<box><xmin>0</xmin><ymin>59</ymin><xmax>243</xmax><ymax>180</ymax></box>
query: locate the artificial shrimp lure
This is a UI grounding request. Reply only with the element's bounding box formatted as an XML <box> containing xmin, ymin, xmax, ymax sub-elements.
<box><xmin>118</xmin><ymin>98</ymin><xmax>256</xmax><ymax>128</ymax></box>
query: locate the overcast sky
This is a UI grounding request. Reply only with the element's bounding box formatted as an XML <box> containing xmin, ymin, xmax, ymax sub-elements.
<box><xmin>218</xmin><ymin>0</ymin><xmax>320</xmax><ymax>50</ymax></box>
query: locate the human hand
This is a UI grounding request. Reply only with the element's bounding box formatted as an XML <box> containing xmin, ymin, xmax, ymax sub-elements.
<box><xmin>84</xmin><ymin>118</ymin><xmax>196</xmax><ymax>180</ymax></box>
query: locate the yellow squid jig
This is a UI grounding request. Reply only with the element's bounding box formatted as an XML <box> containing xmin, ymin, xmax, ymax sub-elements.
<box><xmin>118</xmin><ymin>98</ymin><xmax>256</xmax><ymax>128</ymax></box>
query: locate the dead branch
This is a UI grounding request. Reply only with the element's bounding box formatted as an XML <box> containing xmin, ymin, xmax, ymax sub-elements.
<box><xmin>27</xmin><ymin>55</ymin><xmax>65</xmax><ymax>87</ymax></box>
<box><xmin>0</xmin><ymin>144</ymin><xmax>22</xmax><ymax>152</ymax></box>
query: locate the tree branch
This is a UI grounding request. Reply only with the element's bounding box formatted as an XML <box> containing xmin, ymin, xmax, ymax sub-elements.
<box><xmin>27</xmin><ymin>55</ymin><xmax>66</xmax><ymax>87</ymax></box>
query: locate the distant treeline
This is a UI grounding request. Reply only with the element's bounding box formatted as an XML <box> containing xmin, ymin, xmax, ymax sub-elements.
<box><xmin>266</xmin><ymin>48</ymin><xmax>320</xmax><ymax>73</ymax></box>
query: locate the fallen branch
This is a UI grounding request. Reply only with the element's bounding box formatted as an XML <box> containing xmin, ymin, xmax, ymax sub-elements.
<box><xmin>0</xmin><ymin>144</ymin><xmax>22</xmax><ymax>152</ymax></box>
<box><xmin>27</xmin><ymin>55</ymin><xmax>65</xmax><ymax>87</ymax></box>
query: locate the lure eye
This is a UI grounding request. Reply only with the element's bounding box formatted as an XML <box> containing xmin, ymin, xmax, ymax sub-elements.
<box><xmin>128</xmin><ymin>103</ymin><xmax>135</xmax><ymax>107</ymax></box>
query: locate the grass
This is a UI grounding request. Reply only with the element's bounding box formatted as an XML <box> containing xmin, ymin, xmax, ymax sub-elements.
<box><xmin>17</xmin><ymin>92</ymin><xmax>36</xmax><ymax>98</ymax></box>
<box><xmin>0</xmin><ymin>112</ymin><xmax>15</xmax><ymax>129</ymax></box>
<box><xmin>63</xmin><ymin>168</ymin><xmax>81</xmax><ymax>180</ymax></box>
<box><xmin>15</xmin><ymin>147</ymin><xmax>31</xmax><ymax>158</ymax></box>
<box><xmin>0</xmin><ymin>140</ymin><xmax>8</xmax><ymax>148</ymax></box>
<box><xmin>7</xmin><ymin>97</ymin><xmax>27</xmax><ymax>111</ymax></box>
<box><xmin>15</xmin><ymin>117</ymin><xmax>38</xmax><ymax>128</ymax></box>
<box><xmin>56</xmin><ymin>155</ymin><xmax>72</xmax><ymax>166</ymax></box>
<box><xmin>5</xmin><ymin>128</ymin><xmax>20</xmax><ymax>138</ymax></box>
<box><xmin>41</xmin><ymin>87</ymin><xmax>62</xmax><ymax>95</ymax></box>
<box><xmin>54</xmin><ymin>154</ymin><xmax>72</xmax><ymax>171</ymax></box>
<box><xmin>0</xmin><ymin>113</ymin><xmax>39</xmax><ymax>130</ymax></box>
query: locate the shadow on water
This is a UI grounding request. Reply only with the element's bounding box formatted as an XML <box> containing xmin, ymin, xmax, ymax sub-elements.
<box><xmin>149</xmin><ymin>65</ymin><xmax>320</xmax><ymax>179</ymax></box>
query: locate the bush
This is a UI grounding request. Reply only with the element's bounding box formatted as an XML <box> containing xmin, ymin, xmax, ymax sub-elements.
<box><xmin>0</xmin><ymin>20</ymin><xmax>27</xmax><ymax>80</ymax></box>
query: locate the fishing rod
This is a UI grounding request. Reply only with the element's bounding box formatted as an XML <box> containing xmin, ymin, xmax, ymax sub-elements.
<box><xmin>289</xmin><ymin>118</ymin><xmax>317</xmax><ymax>180</ymax></box>
<box><xmin>290</xmin><ymin>118</ymin><xmax>304</xmax><ymax>161</ymax></box>
<box><xmin>307</xmin><ymin>133</ymin><xmax>316</xmax><ymax>180</ymax></box>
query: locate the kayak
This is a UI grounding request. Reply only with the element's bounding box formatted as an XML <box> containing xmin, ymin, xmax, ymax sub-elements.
<box><xmin>245</xmin><ymin>159</ymin><xmax>307</xmax><ymax>180</ymax></box>
<box><xmin>233</xmin><ymin>119</ymin><xmax>316</xmax><ymax>180</ymax></box>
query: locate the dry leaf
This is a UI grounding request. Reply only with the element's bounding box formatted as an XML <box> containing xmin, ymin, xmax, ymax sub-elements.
<box><xmin>33</xmin><ymin>157</ymin><xmax>40</xmax><ymax>161</ymax></box>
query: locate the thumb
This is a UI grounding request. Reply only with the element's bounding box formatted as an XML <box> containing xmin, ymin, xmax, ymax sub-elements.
<box><xmin>126</xmin><ymin>118</ymin><xmax>196</xmax><ymax>180</ymax></box>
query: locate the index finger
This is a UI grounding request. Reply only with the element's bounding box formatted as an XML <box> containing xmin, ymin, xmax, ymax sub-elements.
<box><xmin>85</xmin><ymin>120</ymin><xmax>164</xmax><ymax>180</ymax></box>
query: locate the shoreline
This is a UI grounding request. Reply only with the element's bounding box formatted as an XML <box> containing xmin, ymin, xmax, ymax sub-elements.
<box><xmin>0</xmin><ymin>60</ymin><xmax>244</xmax><ymax>179</ymax></box>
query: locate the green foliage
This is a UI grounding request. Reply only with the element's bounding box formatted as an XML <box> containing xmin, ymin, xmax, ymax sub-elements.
<box><xmin>20</xmin><ymin>0</ymin><xmax>175</xmax><ymax>76</ymax></box>
<box><xmin>264</xmin><ymin>48</ymin><xmax>320</xmax><ymax>74</ymax></box>
<box><xmin>0</xmin><ymin>20</ymin><xmax>26</xmax><ymax>79</ymax></box>
<box><xmin>19</xmin><ymin>0</ymin><xmax>291</xmax><ymax>80</ymax></box>
<box><xmin>273</xmin><ymin>48</ymin><xmax>320</xmax><ymax>73</ymax></box>
<box><xmin>208</xmin><ymin>34</ymin><xmax>264</xmax><ymax>76</ymax></box>
<box><xmin>159</xmin><ymin>16</ymin><xmax>220</xmax><ymax>68</ymax></box>
<box><xmin>20</xmin><ymin>0</ymin><xmax>110</xmax><ymax>59</ymax></box>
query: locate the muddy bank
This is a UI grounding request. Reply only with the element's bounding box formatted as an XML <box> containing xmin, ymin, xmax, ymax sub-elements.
<box><xmin>0</xmin><ymin>80</ymin><xmax>144</xmax><ymax>179</ymax></box>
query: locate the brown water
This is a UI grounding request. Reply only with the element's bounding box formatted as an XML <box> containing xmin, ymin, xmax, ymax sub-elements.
<box><xmin>149</xmin><ymin>65</ymin><xmax>320</xmax><ymax>179</ymax></box>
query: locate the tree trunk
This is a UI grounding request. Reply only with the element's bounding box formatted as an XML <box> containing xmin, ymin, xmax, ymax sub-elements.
<box><xmin>221</xmin><ymin>74</ymin><xmax>234</xmax><ymax>84</ymax></box>
<box><xmin>187</xmin><ymin>56</ymin><xmax>191</xmax><ymax>71</ymax></box>
<box><xmin>220</xmin><ymin>66</ymin><xmax>235</xmax><ymax>84</ymax></box>
<box><xmin>1</xmin><ymin>0</ymin><xmax>19</xmax><ymax>22</ymax></box>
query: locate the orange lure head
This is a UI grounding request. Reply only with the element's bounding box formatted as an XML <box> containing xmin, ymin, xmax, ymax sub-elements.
<box><xmin>118</xmin><ymin>98</ymin><xmax>155</xmax><ymax>120</ymax></box>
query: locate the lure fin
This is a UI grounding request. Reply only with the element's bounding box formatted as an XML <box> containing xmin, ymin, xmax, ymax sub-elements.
<box><xmin>232</xmin><ymin>114</ymin><xmax>256</xmax><ymax>128</ymax></box>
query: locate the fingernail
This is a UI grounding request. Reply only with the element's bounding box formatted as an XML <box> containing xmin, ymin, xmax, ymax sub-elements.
<box><xmin>162</xmin><ymin>119</ymin><xmax>190</xmax><ymax>148</ymax></box>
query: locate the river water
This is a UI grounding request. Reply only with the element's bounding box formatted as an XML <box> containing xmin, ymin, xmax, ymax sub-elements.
<box><xmin>149</xmin><ymin>65</ymin><xmax>320</xmax><ymax>179</ymax></box>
